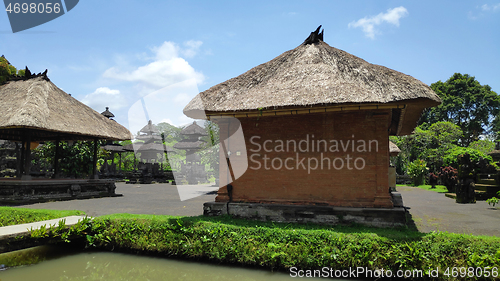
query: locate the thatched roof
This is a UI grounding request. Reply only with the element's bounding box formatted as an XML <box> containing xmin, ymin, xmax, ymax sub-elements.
<box><xmin>180</xmin><ymin>121</ymin><xmax>207</xmax><ymax>136</ymax></box>
<box><xmin>136</xmin><ymin>134</ymin><xmax>162</xmax><ymax>142</ymax></box>
<box><xmin>0</xmin><ymin>76</ymin><xmax>131</xmax><ymax>141</ymax></box>
<box><xmin>140</xmin><ymin>120</ymin><xmax>160</xmax><ymax>135</ymax></box>
<box><xmin>101</xmin><ymin>143</ymin><xmax>126</xmax><ymax>152</ymax></box>
<box><xmin>184</xmin><ymin>35</ymin><xmax>441</xmax><ymax>135</ymax></box>
<box><xmin>123</xmin><ymin>142</ymin><xmax>174</xmax><ymax>153</ymax></box>
<box><xmin>173</xmin><ymin>139</ymin><xmax>206</xmax><ymax>150</ymax></box>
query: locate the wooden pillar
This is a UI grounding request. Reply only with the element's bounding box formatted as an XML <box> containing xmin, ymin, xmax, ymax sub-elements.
<box><xmin>16</xmin><ymin>141</ymin><xmax>23</xmax><ymax>178</ymax></box>
<box><xmin>53</xmin><ymin>139</ymin><xmax>60</xmax><ymax>179</ymax></box>
<box><xmin>119</xmin><ymin>153</ymin><xmax>122</xmax><ymax>173</ymax></box>
<box><xmin>92</xmin><ymin>139</ymin><xmax>98</xmax><ymax>179</ymax></box>
<box><xmin>22</xmin><ymin>132</ymin><xmax>32</xmax><ymax>180</ymax></box>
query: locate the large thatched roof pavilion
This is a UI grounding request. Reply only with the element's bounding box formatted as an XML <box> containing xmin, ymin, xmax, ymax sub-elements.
<box><xmin>0</xmin><ymin>74</ymin><xmax>130</xmax><ymax>142</ymax></box>
<box><xmin>184</xmin><ymin>27</ymin><xmax>441</xmax><ymax>227</ymax></box>
<box><xmin>0</xmin><ymin>69</ymin><xmax>131</xmax><ymax>202</ymax></box>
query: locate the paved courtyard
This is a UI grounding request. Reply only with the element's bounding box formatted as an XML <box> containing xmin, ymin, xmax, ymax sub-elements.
<box><xmin>398</xmin><ymin>185</ymin><xmax>500</xmax><ymax>237</ymax></box>
<box><xmin>12</xmin><ymin>183</ymin><xmax>500</xmax><ymax>237</ymax></box>
<box><xmin>15</xmin><ymin>182</ymin><xmax>217</xmax><ymax>217</ymax></box>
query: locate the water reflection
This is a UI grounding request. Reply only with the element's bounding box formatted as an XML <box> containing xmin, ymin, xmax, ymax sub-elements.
<box><xmin>0</xmin><ymin>251</ymin><xmax>295</xmax><ymax>281</ymax></box>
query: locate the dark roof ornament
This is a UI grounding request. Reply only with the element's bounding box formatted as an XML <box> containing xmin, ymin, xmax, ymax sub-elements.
<box><xmin>101</xmin><ymin>107</ymin><xmax>115</xmax><ymax>119</ymax></box>
<box><xmin>303</xmin><ymin>25</ymin><xmax>324</xmax><ymax>45</ymax></box>
<box><xmin>9</xmin><ymin>66</ymin><xmax>50</xmax><ymax>82</ymax></box>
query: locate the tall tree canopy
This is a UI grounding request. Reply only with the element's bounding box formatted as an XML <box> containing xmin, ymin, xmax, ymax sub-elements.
<box><xmin>0</xmin><ymin>56</ymin><xmax>18</xmax><ymax>85</ymax></box>
<box><xmin>419</xmin><ymin>73</ymin><xmax>500</xmax><ymax>146</ymax></box>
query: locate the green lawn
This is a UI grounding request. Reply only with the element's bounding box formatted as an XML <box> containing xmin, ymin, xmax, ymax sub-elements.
<box><xmin>0</xmin><ymin>207</ymin><xmax>85</xmax><ymax>227</ymax></box>
<box><xmin>397</xmin><ymin>184</ymin><xmax>448</xmax><ymax>193</ymax></box>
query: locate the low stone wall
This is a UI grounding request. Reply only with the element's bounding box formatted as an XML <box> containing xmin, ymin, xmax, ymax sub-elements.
<box><xmin>204</xmin><ymin>201</ymin><xmax>407</xmax><ymax>228</ymax></box>
<box><xmin>0</xmin><ymin>179</ymin><xmax>119</xmax><ymax>204</ymax></box>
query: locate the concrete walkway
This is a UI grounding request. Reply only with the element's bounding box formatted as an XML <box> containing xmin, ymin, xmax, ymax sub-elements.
<box><xmin>0</xmin><ymin>216</ymin><xmax>88</xmax><ymax>239</ymax></box>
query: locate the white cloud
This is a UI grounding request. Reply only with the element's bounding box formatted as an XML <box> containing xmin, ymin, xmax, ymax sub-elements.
<box><xmin>160</xmin><ymin>118</ymin><xmax>173</xmax><ymax>125</ymax></box>
<box><xmin>181</xmin><ymin>40</ymin><xmax>203</xmax><ymax>58</ymax></box>
<box><xmin>173</xmin><ymin>92</ymin><xmax>191</xmax><ymax>104</ymax></box>
<box><xmin>481</xmin><ymin>3</ymin><xmax>500</xmax><ymax>11</ymax></box>
<box><xmin>103</xmin><ymin>41</ymin><xmax>204</xmax><ymax>90</ymax></box>
<box><xmin>81</xmin><ymin>87</ymin><xmax>127</xmax><ymax>112</ymax></box>
<box><xmin>348</xmin><ymin>6</ymin><xmax>408</xmax><ymax>39</ymax></box>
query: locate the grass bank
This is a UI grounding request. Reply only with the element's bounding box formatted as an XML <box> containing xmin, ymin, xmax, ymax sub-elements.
<box><xmin>81</xmin><ymin>214</ymin><xmax>499</xmax><ymax>280</ymax></box>
<box><xmin>0</xmin><ymin>207</ymin><xmax>85</xmax><ymax>227</ymax></box>
<box><xmin>5</xmin><ymin>212</ymin><xmax>497</xmax><ymax>280</ymax></box>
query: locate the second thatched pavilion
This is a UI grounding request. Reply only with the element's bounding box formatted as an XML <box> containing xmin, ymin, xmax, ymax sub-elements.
<box><xmin>184</xmin><ymin>27</ymin><xmax>441</xmax><ymax>226</ymax></box>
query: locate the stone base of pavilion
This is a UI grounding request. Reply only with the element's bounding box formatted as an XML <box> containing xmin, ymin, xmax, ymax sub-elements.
<box><xmin>0</xmin><ymin>178</ymin><xmax>120</xmax><ymax>204</ymax></box>
<box><xmin>204</xmin><ymin>194</ymin><xmax>407</xmax><ymax>228</ymax></box>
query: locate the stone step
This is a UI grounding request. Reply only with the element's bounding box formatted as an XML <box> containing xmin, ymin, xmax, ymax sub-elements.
<box><xmin>474</xmin><ymin>183</ymin><xmax>498</xmax><ymax>192</ymax></box>
<box><xmin>477</xmin><ymin>179</ymin><xmax>496</xmax><ymax>185</ymax></box>
<box><xmin>474</xmin><ymin>183</ymin><xmax>493</xmax><ymax>192</ymax></box>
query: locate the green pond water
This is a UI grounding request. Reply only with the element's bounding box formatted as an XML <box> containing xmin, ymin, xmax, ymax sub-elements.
<box><xmin>0</xmin><ymin>247</ymin><xmax>306</xmax><ymax>281</ymax></box>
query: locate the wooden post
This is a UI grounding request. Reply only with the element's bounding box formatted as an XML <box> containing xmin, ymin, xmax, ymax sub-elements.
<box><xmin>22</xmin><ymin>132</ymin><xmax>32</xmax><ymax>180</ymax></box>
<box><xmin>119</xmin><ymin>153</ymin><xmax>122</xmax><ymax>173</ymax></box>
<box><xmin>53</xmin><ymin>139</ymin><xmax>60</xmax><ymax>179</ymax></box>
<box><xmin>16</xmin><ymin>141</ymin><xmax>23</xmax><ymax>178</ymax></box>
<box><xmin>92</xmin><ymin>139</ymin><xmax>98</xmax><ymax>179</ymax></box>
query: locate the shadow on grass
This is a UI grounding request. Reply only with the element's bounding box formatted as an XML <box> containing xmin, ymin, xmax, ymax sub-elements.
<box><xmin>171</xmin><ymin>213</ymin><xmax>428</xmax><ymax>241</ymax></box>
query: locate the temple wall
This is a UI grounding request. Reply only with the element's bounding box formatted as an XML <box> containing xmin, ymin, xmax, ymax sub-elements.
<box><xmin>216</xmin><ymin>110</ymin><xmax>392</xmax><ymax>208</ymax></box>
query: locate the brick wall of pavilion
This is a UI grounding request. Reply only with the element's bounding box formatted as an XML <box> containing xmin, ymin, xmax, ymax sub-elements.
<box><xmin>215</xmin><ymin>109</ymin><xmax>393</xmax><ymax>208</ymax></box>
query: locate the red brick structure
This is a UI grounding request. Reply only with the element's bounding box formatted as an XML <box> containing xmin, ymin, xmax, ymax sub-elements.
<box><xmin>184</xmin><ymin>27</ymin><xmax>441</xmax><ymax>225</ymax></box>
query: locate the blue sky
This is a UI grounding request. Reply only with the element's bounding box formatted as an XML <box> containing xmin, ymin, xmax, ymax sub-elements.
<box><xmin>1</xmin><ymin>1</ymin><xmax>499</xmax><ymax>135</ymax></box>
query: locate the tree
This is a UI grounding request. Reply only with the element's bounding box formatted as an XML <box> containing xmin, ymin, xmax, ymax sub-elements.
<box><xmin>33</xmin><ymin>140</ymin><xmax>107</xmax><ymax>178</ymax></box>
<box><xmin>156</xmin><ymin>122</ymin><xmax>183</xmax><ymax>143</ymax></box>
<box><xmin>468</xmin><ymin>139</ymin><xmax>495</xmax><ymax>155</ymax></box>
<box><xmin>200</xmin><ymin>121</ymin><xmax>220</xmax><ymax>178</ymax></box>
<box><xmin>391</xmin><ymin>121</ymin><xmax>462</xmax><ymax>173</ymax></box>
<box><xmin>419</xmin><ymin>73</ymin><xmax>500</xmax><ymax>146</ymax></box>
<box><xmin>0</xmin><ymin>56</ymin><xmax>18</xmax><ymax>85</ymax></box>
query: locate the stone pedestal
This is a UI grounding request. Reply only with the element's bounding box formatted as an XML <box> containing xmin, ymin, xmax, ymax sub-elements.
<box><xmin>204</xmin><ymin>201</ymin><xmax>407</xmax><ymax>228</ymax></box>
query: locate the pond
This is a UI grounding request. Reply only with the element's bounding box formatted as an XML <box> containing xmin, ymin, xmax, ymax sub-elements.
<box><xmin>0</xmin><ymin>246</ymin><xmax>343</xmax><ymax>280</ymax></box>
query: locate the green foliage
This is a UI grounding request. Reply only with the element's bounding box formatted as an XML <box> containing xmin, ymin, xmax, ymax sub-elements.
<box><xmin>486</xmin><ymin>191</ymin><xmax>500</xmax><ymax>207</ymax></box>
<box><xmin>487</xmin><ymin>197</ymin><xmax>499</xmax><ymax>207</ymax></box>
<box><xmin>391</xmin><ymin>122</ymin><xmax>462</xmax><ymax>174</ymax></box>
<box><xmin>0</xmin><ymin>56</ymin><xmax>19</xmax><ymax>84</ymax></box>
<box><xmin>33</xmin><ymin>140</ymin><xmax>107</xmax><ymax>178</ymax></box>
<box><xmin>442</xmin><ymin>147</ymin><xmax>495</xmax><ymax>170</ymax></box>
<box><xmin>468</xmin><ymin>139</ymin><xmax>495</xmax><ymax>155</ymax></box>
<box><xmin>12</xmin><ymin>212</ymin><xmax>500</xmax><ymax>280</ymax></box>
<box><xmin>156</xmin><ymin>122</ymin><xmax>183</xmax><ymax>143</ymax></box>
<box><xmin>70</xmin><ymin>215</ymin><xmax>500</xmax><ymax>281</ymax></box>
<box><xmin>29</xmin><ymin>216</ymin><xmax>92</xmax><ymax>241</ymax></box>
<box><xmin>419</xmin><ymin>73</ymin><xmax>500</xmax><ymax>145</ymax></box>
<box><xmin>200</xmin><ymin>121</ymin><xmax>220</xmax><ymax>175</ymax></box>
<box><xmin>0</xmin><ymin>207</ymin><xmax>84</xmax><ymax>227</ymax></box>
<box><xmin>407</xmin><ymin>159</ymin><xmax>428</xmax><ymax>185</ymax></box>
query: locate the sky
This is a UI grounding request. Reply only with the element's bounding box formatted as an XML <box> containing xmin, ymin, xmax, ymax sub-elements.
<box><xmin>1</xmin><ymin>0</ymin><xmax>499</xmax><ymax>135</ymax></box>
